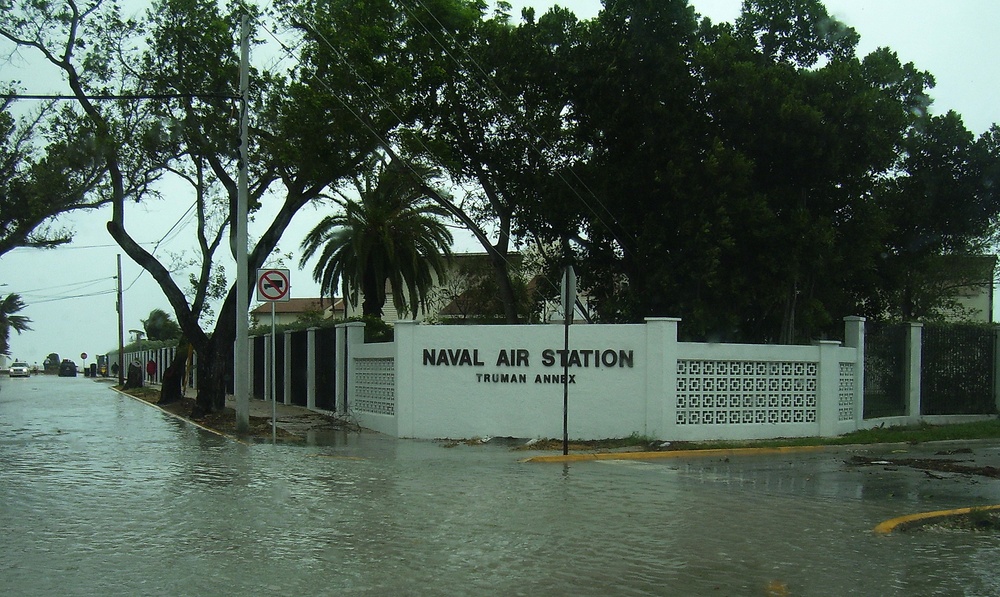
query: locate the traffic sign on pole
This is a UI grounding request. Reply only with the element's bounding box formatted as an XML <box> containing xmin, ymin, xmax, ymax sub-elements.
<box><xmin>256</xmin><ymin>269</ymin><xmax>291</xmax><ymax>302</ymax></box>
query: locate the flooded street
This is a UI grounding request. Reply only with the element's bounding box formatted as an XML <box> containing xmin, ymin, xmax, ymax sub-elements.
<box><xmin>3</xmin><ymin>375</ymin><xmax>1000</xmax><ymax>595</ymax></box>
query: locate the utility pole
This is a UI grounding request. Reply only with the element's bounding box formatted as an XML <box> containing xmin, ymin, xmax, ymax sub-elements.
<box><xmin>116</xmin><ymin>254</ymin><xmax>125</xmax><ymax>386</ymax></box>
<box><xmin>234</xmin><ymin>14</ymin><xmax>251</xmax><ymax>434</ymax></box>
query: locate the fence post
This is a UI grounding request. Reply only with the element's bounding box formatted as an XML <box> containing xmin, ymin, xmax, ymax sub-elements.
<box><xmin>814</xmin><ymin>340</ymin><xmax>843</xmax><ymax>437</ymax></box>
<box><xmin>994</xmin><ymin>326</ymin><xmax>1000</xmax><ymax>414</ymax></box>
<box><xmin>843</xmin><ymin>316</ymin><xmax>866</xmax><ymax>425</ymax></box>
<box><xmin>307</xmin><ymin>327</ymin><xmax>317</xmax><ymax>411</ymax></box>
<box><xmin>248</xmin><ymin>336</ymin><xmax>256</xmax><ymax>400</ymax></box>
<box><xmin>283</xmin><ymin>330</ymin><xmax>292</xmax><ymax>405</ymax></box>
<box><xmin>906</xmin><ymin>322</ymin><xmax>924</xmax><ymax>423</ymax></box>
<box><xmin>644</xmin><ymin>317</ymin><xmax>680</xmax><ymax>439</ymax></box>
<box><xmin>263</xmin><ymin>335</ymin><xmax>272</xmax><ymax>403</ymax></box>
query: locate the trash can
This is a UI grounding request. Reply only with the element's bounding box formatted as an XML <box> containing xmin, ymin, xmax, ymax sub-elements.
<box><xmin>89</xmin><ymin>364</ymin><xmax>97</xmax><ymax>377</ymax></box>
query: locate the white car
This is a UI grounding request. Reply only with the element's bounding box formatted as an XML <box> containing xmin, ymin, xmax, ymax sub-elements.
<box><xmin>9</xmin><ymin>362</ymin><xmax>30</xmax><ymax>377</ymax></box>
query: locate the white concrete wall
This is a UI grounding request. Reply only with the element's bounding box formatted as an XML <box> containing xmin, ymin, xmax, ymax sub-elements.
<box><xmin>344</xmin><ymin>318</ymin><xmax>865</xmax><ymax>442</ymax></box>
<box><xmin>393</xmin><ymin>322</ymin><xmax>648</xmax><ymax>440</ymax></box>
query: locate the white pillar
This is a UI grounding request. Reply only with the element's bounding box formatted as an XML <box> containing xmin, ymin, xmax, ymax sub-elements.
<box><xmin>335</xmin><ymin>325</ymin><xmax>346</xmax><ymax>415</ymax></box>
<box><xmin>814</xmin><ymin>340</ymin><xmax>843</xmax><ymax>437</ymax></box>
<box><xmin>263</xmin><ymin>335</ymin><xmax>272</xmax><ymax>403</ymax></box>
<box><xmin>283</xmin><ymin>330</ymin><xmax>292</xmax><ymax>405</ymax></box>
<box><xmin>995</xmin><ymin>327</ymin><xmax>1000</xmax><ymax>414</ymax></box>
<box><xmin>248</xmin><ymin>336</ymin><xmax>256</xmax><ymax>399</ymax></box>
<box><xmin>394</xmin><ymin>320</ymin><xmax>418</xmax><ymax>438</ymax></box>
<box><xmin>337</xmin><ymin>322</ymin><xmax>366</xmax><ymax>415</ymax></box>
<box><xmin>906</xmin><ymin>323</ymin><xmax>924</xmax><ymax>423</ymax></box>
<box><xmin>307</xmin><ymin>327</ymin><xmax>317</xmax><ymax>410</ymax></box>
<box><xmin>644</xmin><ymin>317</ymin><xmax>681</xmax><ymax>440</ymax></box>
<box><xmin>843</xmin><ymin>316</ymin><xmax>866</xmax><ymax>425</ymax></box>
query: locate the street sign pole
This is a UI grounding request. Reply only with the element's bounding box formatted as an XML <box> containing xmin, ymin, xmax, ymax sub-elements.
<box><xmin>271</xmin><ymin>301</ymin><xmax>276</xmax><ymax>443</ymax></box>
<box><xmin>256</xmin><ymin>268</ymin><xmax>290</xmax><ymax>444</ymax></box>
<box><xmin>561</xmin><ymin>265</ymin><xmax>576</xmax><ymax>456</ymax></box>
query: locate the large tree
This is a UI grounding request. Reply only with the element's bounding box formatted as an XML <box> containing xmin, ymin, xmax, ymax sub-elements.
<box><xmin>535</xmin><ymin>0</ymin><xmax>990</xmax><ymax>342</ymax></box>
<box><xmin>552</xmin><ymin>0</ymin><xmax>728</xmax><ymax>329</ymax></box>
<box><xmin>0</xmin><ymin>0</ymin><xmax>432</xmax><ymax>414</ymax></box>
<box><xmin>874</xmin><ymin>114</ymin><xmax>1000</xmax><ymax>320</ymax></box>
<box><xmin>300</xmin><ymin>155</ymin><xmax>453</xmax><ymax>318</ymax></box>
<box><xmin>690</xmin><ymin>0</ymin><xmax>933</xmax><ymax>341</ymax></box>
<box><xmin>399</xmin><ymin>3</ymin><xmax>587</xmax><ymax>322</ymax></box>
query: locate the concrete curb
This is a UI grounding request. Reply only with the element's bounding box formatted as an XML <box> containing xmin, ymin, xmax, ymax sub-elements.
<box><xmin>874</xmin><ymin>504</ymin><xmax>1000</xmax><ymax>534</ymax></box>
<box><xmin>111</xmin><ymin>386</ymin><xmax>252</xmax><ymax>446</ymax></box>
<box><xmin>521</xmin><ymin>444</ymin><xmax>831</xmax><ymax>463</ymax></box>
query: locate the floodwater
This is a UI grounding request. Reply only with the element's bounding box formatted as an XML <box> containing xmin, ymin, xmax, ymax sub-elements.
<box><xmin>2</xmin><ymin>375</ymin><xmax>1000</xmax><ymax>596</ymax></box>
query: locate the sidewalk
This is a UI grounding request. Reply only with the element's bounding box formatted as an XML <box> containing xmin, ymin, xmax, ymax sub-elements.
<box><xmin>154</xmin><ymin>380</ymin><xmax>346</xmax><ymax>437</ymax></box>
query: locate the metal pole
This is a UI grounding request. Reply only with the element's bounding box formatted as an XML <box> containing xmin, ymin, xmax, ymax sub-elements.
<box><xmin>234</xmin><ymin>14</ymin><xmax>251</xmax><ymax>434</ymax></box>
<box><xmin>116</xmin><ymin>254</ymin><xmax>125</xmax><ymax>386</ymax></box>
<box><xmin>271</xmin><ymin>301</ymin><xmax>276</xmax><ymax>443</ymax></box>
<box><xmin>561</xmin><ymin>264</ymin><xmax>576</xmax><ymax>456</ymax></box>
<box><xmin>563</xmin><ymin>312</ymin><xmax>570</xmax><ymax>455</ymax></box>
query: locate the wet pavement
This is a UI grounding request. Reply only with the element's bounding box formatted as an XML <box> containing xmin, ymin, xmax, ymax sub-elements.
<box><xmin>3</xmin><ymin>374</ymin><xmax>1000</xmax><ymax>596</ymax></box>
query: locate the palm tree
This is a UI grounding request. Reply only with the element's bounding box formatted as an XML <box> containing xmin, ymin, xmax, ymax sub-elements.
<box><xmin>0</xmin><ymin>293</ymin><xmax>32</xmax><ymax>356</ymax></box>
<box><xmin>141</xmin><ymin>308</ymin><xmax>182</xmax><ymax>341</ymax></box>
<box><xmin>300</xmin><ymin>156</ymin><xmax>454</xmax><ymax>319</ymax></box>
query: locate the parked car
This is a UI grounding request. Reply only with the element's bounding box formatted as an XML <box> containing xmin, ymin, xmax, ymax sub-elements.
<box><xmin>9</xmin><ymin>362</ymin><xmax>30</xmax><ymax>377</ymax></box>
<box><xmin>58</xmin><ymin>360</ymin><xmax>78</xmax><ymax>377</ymax></box>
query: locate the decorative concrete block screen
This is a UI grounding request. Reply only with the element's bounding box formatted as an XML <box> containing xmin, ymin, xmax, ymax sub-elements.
<box><xmin>675</xmin><ymin>360</ymin><xmax>818</xmax><ymax>426</ymax></box>
<box><xmin>353</xmin><ymin>357</ymin><xmax>395</xmax><ymax>416</ymax></box>
<box><xmin>839</xmin><ymin>362</ymin><xmax>856</xmax><ymax>422</ymax></box>
<box><xmin>668</xmin><ymin>339</ymin><xmax>860</xmax><ymax>441</ymax></box>
<box><xmin>343</xmin><ymin>318</ymin><xmax>865</xmax><ymax>442</ymax></box>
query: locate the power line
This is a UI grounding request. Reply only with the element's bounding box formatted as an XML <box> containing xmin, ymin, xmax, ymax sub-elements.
<box><xmin>2</xmin><ymin>92</ymin><xmax>239</xmax><ymax>101</ymax></box>
<box><xmin>16</xmin><ymin>276</ymin><xmax>116</xmax><ymax>294</ymax></box>
<box><xmin>22</xmin><ymin>288</ymin><xmax>117</xmax><ymax>305</ymax></box>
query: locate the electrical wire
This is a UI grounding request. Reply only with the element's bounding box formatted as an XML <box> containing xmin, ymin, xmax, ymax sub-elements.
<box><xmin>256</xmin><ymin>2</ymin><xmax>596</xmax><ymax>302</ymax></box>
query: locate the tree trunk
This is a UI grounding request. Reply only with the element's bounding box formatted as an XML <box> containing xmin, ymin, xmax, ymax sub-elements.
<box><xmin>361</xmin><ymin>272</ymin><xmax>385</xmax><ymax>318</ymax></box>
<box><xmin>123</xmin><ymin>360</ymin><xmax>144</xmax><ymax>390</ymax></box>
<box><xmin>158</xmin><ymin>342</ymin><xmax>190</xmax><ymax>405</ymax></box>
<box><xmin>191</xmin><ymin>334</ymin><xmax>233</xmax><ymax>417</ymax></box>
<box><xmin>490</xmin><ymin>252</ymin><xmax>520</xmax><ymax>323</ymax></box>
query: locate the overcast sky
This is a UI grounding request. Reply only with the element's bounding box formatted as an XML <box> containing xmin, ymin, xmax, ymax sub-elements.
<box><xmin>3</xmin><ymin>0</ymin><xmax>999</xmax><ymax>366</ymax></box>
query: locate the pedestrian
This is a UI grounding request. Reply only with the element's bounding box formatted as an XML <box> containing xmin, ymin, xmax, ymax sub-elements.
<box><xmin>146</xmin><ymin>358</ymin><xmax>157</xmax><ymax>383</ymax></box>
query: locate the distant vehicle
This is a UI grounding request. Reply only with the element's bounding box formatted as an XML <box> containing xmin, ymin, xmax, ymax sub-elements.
<box><xmin>9</xmin><ymin>362</ymin><xmax>30</xmax><ymax>377</ymax></box>
<box><xmin>96</xmin><ymin>354</ymin><xmax>109</xmax><ymax>377</ymax></box>
<box><xmin>43</xmin><ymin>353</ymin><xmax>61</xmax><ymax>375</ymax></box>
<box><xmin>58</xmin><ymin>360</ymin><xmax>78</xmax><ymax>377</ymax></box>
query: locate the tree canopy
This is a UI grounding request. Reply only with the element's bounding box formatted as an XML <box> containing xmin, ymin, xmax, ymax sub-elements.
<box><xmin>1</xmin><ymin>0</ymin><xmax>997</xmax><ymax>392</ymax></box>
<box><xmin>141</xmin><ymin>308</ymin><xmax>182</xmax><ymax>341</ymax></box>
<box><xmin>299</xmin><ymin>155</ymin><xmax>453</xmax><ymax>318</ymax></box>
<box><xmin>0</xmin><ymin>293</ymin><xmax>32</xmax><ymax>356</ymax></box>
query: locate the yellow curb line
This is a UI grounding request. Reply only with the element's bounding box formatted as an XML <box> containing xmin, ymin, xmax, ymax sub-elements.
<box><xmin>874</xmin><ymin>504</ymin><xmax>1000</xmax><ymax>534</ymax></box>
<box><xmin>111</xmin><ymin>387</ymin><xmax>252</xmax><ymax>446</ymax></box>
<box><xmin>522</xmin><ymin>444</ymin><xmax>830</xmax><ymax>463</ymax></box>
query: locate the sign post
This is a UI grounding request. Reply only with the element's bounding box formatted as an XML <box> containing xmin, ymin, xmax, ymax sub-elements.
<box><xmin>256</xmin><ymin>269</ymin><xmax>290</xmax><ymax>442</ymax></box>
<box><xmin>561</xmin><ymin>265</ymin><xmax>576</xmax><ymax>456</ymax></box>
